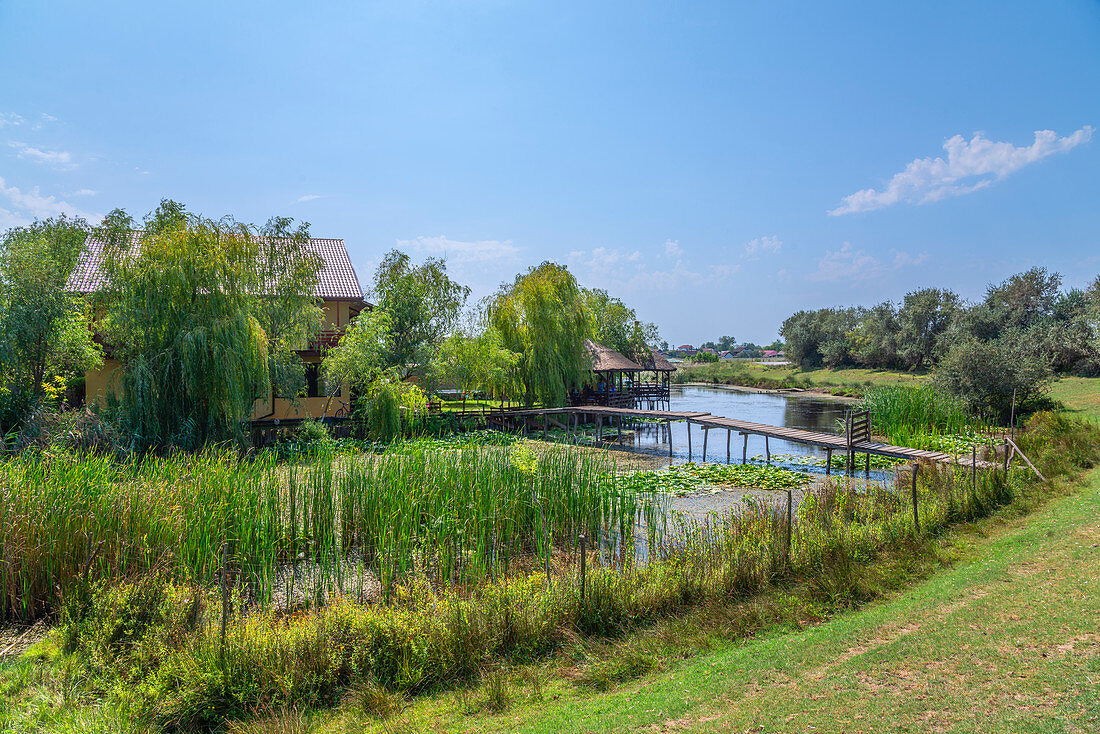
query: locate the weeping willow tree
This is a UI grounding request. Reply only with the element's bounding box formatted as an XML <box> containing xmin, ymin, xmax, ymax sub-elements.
<box><xmin>94</xmin><ymin>200</ymin><xmax>321</xmax><ymax>450</ymax></box>
<box><xmin>487</xmin><ymin>262</ymin><xmax>591</xmax><ymax>407</ymax></box>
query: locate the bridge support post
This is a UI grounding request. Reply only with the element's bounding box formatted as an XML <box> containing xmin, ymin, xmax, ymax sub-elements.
<box><xmin>597</xmin><ymin>415</ymin><xmax>602</xmax><ymax>443</ymax></box>
<box><xmin>865</xmin><ymin>453</ymin><xmax>870</xmax><ymax>480</ymax></box>
<box><xmin>825</xmin><ymin>448</ymin><xmax>832</xmax><ymax>476</ymax></box>
<box><xmin>667</xmin><ymin>419</ymin><xmax>673</xmax><ymax>458</ymax></box>
<box><xmin>726</xmin><ymin>429</ymin><xmax>731</xmax><ymax>464</ymax></box>
<box><xmin>702</xmin><ymin>427</ymin><xmax>708</xmax><ymax>462</ymax></box>
<box><xmin>742</xmin><ymin>433</ymin><xmax>748</xmax><ymax>465</ymax></box>
<box><xmin>687</xmin><ymin>421</ymin><xmax>692</xmax><ymax>462</ymax></box>
<box><xmin>765</xmin><ymin>436</ymin><xmax>771</xmax><ymax>465</ymax></box>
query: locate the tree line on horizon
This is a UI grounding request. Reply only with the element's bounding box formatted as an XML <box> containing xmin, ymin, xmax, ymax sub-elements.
<box><xmin>779</xmin><ymin>269</ymin><xmax>1100</xmax><ymax>420</ymax></box>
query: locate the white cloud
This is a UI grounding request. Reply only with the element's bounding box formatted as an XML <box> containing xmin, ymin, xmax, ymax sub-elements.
<box><xmin>69</xmin><ymin>188</ymin><xmax>96</xmax><ymax>197</ymax></box>
<box><xmin>8</xmin><ymin>141</ymin><xmax>75</xmax><ymax>168</ymax></box>
<box><xmin>294</xmin><ymin>194</ymin><xmax>323</xmax><ymax>203</ymax></box>
<box><xmin>398</xmin><ymin>235</ymin><xmax>521</xmax><ymax>264</ymax></box>
<box><xmin>0</xmin><ymin>176</ymin><xmax>99</xmax><ymax>229</ymax></box>
<box><xmin>0</xmin><ymin>113</ymin><xmax>25</xmax><ymax>128</ymax></box>
<box><xmin>743</xmin><ymin>235</ymin><xmax>782</xmax><ymax>258</ymax></box>
<box><xmin>808</xmin><ymin>243</ymin><xmax>926</xmax><ymax>282</ymax></box>
<box><xmin>567</xmin><ymin>242</ymin><xmax>740</xmax><ymax>296</ymax></box>
<box><xmin>829</xmin><ymin>126</ymin><xmax>1094</xmax><ymax>215</ymax></box>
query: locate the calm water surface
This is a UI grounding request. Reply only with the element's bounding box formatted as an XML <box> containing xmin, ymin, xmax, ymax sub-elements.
<box><xmin>617</xmin><ymin>385</ymin><xmax>856</xmax><ymax>474</ymax></box>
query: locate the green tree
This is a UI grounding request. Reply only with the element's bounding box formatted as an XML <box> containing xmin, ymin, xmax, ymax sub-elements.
<box><xmin>0</xmin><ymin>216</ymin><xmax>102</xmax><ymax>429</ymax></box>
<box><xmin>984</xmin><ymin>267</ymin><xmax>1062</xmax><ymax>332</ymax></box>
<box><xmin>487</xmin><ymin>262</ymin><xmax>591</xmax><ymax>407</ymax></box>
<box><xmin>781</xmin><ymin>307</ymin><xmax>860</xmax><ymax>368</ymax></box>
<box><xmin>371</xmin><ymin>250</ymin><xmax>470</xmax><ymax>378</ymax></box>
<box><xmin>320</xmin><ymin>309</ymin><xmax>425</xmax><ymax>440</ymax></box>
<box><xmin>252</xmin><ymin>216</ymin><xmax>324</xmax><ymax>399</ymax></box>
<box><xmin>846</xmin><ymin>301</ymin><xmax>899</xmax><ymax>368</ymax></box>
<box><xmin>434</xmin><ymin>326</ymin><xmax>521</xmax><ymax>403</ymax></box>
<box><xmin>894</xmin><ymin>288</ymin><xmax>960</xmax><ymax>370</ymax></box>
<box><xmin>580</xmin><ymin>287</ymin><xmax>659</xmax><ymax>359</ymax></box>
<box><xmin>934</xmin><ymin>337</ymin><xmax>1053</xmax><ymax>423</ymax></box>
<box><xmin>94</xmin><ymin>200</ymin><xmax>320</xmax><ymax>449</ymax></box>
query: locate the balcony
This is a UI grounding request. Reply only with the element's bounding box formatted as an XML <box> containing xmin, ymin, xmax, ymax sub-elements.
<box><xmin>307</xmin><ymin>329</ymin><xmax>343</xmax><ymax>351</ymax></box>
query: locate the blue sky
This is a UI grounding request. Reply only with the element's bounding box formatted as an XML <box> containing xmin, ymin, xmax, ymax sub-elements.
<box><xmin>2</xmin><ymin>1</ymin><xmax>1098</xmax><ymax>345</ymax></box>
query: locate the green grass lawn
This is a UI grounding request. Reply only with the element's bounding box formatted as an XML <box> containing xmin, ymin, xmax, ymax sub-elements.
<box><xmin>675</xmin><ymin>362</ymin><xmax>927</xmax><ymax>395</ymax></box>
<box><xmin>370</xmin><ymin>468</ymin><xmax>1100</xmax><ymax>734</ymax></box>
<box><xmin>1050</xmin><ymin>376</ymin><xmax>1100</xmax><ymax>422</ymax></box>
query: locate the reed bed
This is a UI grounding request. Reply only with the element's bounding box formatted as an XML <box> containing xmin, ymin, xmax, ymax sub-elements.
<box><xmin>52</xmin><ymin>439</ymin><xmax>1054</xmax><ymax>730</ymax></box>
<box><xmin>861</xmin><ymin>384</ymin><xmax>987</xmax><ymax>449</ymax></box>
<box><xmin>0</xmin><ymin>443</ymin><xmax>659</xmax><ymax>621</ymax></box>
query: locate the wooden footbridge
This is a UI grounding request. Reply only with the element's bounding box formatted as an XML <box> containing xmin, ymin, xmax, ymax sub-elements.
<box><xmin>488</xmin><ymin>405</ymin><xmax>997</xmax><ymax>474</ymax></box>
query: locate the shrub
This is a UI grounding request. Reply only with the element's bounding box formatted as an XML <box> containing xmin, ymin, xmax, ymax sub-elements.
<box><xmin>934</xmin><ymin>338</ymin><xmax>1053</xmax><ymax>423</ymax></box>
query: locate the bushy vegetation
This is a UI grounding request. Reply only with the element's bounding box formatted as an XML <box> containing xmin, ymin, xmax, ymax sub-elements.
<box><xmin>779</xmin><ymin>269</ymin><xmax>1100</xmax><ymax>421</ymax></box>
<box><xmin>11</xmin><ymin>412</ymin><xmax>1091</xmax><ymax>731</ymax></box>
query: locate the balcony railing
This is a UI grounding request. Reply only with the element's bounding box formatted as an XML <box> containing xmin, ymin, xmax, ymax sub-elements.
<box><xmin>308</xmin><ymin>329</ymin><xmax>343</xmax><ymax>350</ymax></box>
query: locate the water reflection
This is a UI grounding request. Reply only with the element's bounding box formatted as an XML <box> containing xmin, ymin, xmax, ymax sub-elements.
<box><xmin>601</xmin><ymin>385</ymin><xmax>894</xmax><ymax>478</ymax></box>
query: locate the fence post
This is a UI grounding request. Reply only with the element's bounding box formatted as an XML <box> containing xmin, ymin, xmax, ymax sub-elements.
<box><xmin>578</xmin><ymin>534</ymin><xmax>587</xmax><ymax>601</ymax></box>
<box><xmin>220</xmin><ymin>541</ymin><xmax>229</xmax><ymax>663</ymax></box>
<box><xmin>971</xmin><ymin>445</ymin><xmax>977</xmax><ymax>495</ymax></box>
<box><xmin>785</xmin><ymin>489</ymin><xmax>793</xmax><ymax>568</ymax></box>
<box><xmin>911</xmin><ymin>464</ymin><xmax>920</xmax><ymax>534</ymax></box>
<box><xmin>1003</xmin><ymin>440</ymin><xmax>1010</xmax><ymax>475</ymax></box>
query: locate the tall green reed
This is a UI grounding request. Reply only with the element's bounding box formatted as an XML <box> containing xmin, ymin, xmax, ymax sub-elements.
<box><xmin>0</xmin><ymin>443</ymin><xmax>651</xmax><ymax>620</ymax></box>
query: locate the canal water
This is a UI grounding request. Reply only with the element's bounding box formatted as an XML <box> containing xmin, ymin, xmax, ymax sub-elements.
<box><xmin>614</xmin><ymin>385</ymin><xmax>858</xmax><ymax>476</ymax></box>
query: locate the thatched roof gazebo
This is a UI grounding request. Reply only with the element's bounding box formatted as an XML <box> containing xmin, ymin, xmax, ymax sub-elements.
<box><xmin>571</xmin><ymin>339</ymin><xmax>644</xmax><ymax>408</ymax></box>
<box><xmin>628</xmin><ymin>348</ymin><xmax>674</xmax><ymax>410</ymax></box>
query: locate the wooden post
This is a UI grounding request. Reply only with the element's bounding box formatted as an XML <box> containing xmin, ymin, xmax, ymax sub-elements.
<box><xmin>702</xmin><ymin>427</ymin><xmax>708</xmax><ymax>462</ymax></box>
<box><xmin>726</xmin><ymin>429</ymin><xmax>731</xmax><ymax>464</ymax></box>
<box><xmin>742</xmin><ymin>433</ymin><xmax>748</xmax><ymax>465</ymax></box>
<box><xmin>687</xmin><ymin>421</ymin><xmax>693</xmax><ymax>462</ymax></box>
<box><xmin>825</xmin><ymin>448</ymin><xmax>832</xmax><ymax>476</ymax></box>
<box><xmin>911</xmin><ymin>464</ymin><xmax>920</xmax><ymax>534</ymax></box>
<box><xmin>667</xmin><ymin>419</ymin><xmax>673</xmax><ymax>458</ymax></box>
<box><xmin>543</xmin><ymin>414</ymin><xmax>548</xmax><ymax>440</ymax></box>
<box><xmin>864</xmin><ymin>452</ymin><xmax>870</xmax><ymax>481</ymax></box>
<box><xmin>1003</xmin><ymin>440</ymin><xmax>1010</xmax><ymax>474</ymax></box>
<box><xmin>765</xmin><ymin>436</ymin><xmax>771</xmax><ymax>465</ymax></box>
<box><xmin>597</xmin><ymin>415</ymin><xmax>602</xmax><ymax>443</ymax></box>
<box><xmin>578</xmin><ymin>534</ymin><xmax>587</xmax><ymax>601</ymax></box>
<box><xmin>971</xmin><ymin>445</ymin><xmax>977</xmax><ymax>495</ymax></box>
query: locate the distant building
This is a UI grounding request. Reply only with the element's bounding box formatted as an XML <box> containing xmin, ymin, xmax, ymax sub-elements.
<box><xmin>719</xmin><ymin>350</ymin><xmax>735</xmax><ymax>360</ymax></box>
<box><xmin>762</xmin><ymin>350</ymin><xmax>780</xmax><ymax>358</ymax></box>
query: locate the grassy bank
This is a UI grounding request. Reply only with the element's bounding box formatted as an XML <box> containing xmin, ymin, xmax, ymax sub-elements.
<box><xmin>672</xmin><ymin>362</ymin><xmax>926</xmax><ymax>396</ymax></box>
<box><xmin>1050</xmin><ymin>375</ymin><xmax>1100</xmax><ymax>422</ymax></box>
<box><xmin>1</xmin><ymin>413</ymin><xmax>1095</xmax><ymax>732</ymax></box>
<box><xmin>431</xmin><ymin>457</ymin><xmax>1100</xmax><ymax>734</ymax></box>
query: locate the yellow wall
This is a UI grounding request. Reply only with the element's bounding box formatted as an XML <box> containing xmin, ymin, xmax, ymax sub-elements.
<box><xmin>84</xmin><ymin>299</ymin><xmax>360</xmax><ymax>421</ymax></box>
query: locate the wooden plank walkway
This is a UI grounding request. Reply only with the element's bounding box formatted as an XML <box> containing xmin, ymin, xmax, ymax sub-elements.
<box><xmin>490</xmin><ymin>405</ymin><xmax>995</xmax><ymax>469</ymax></box>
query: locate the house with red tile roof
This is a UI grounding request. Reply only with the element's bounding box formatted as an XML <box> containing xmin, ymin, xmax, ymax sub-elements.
<box><xmin>69</xmin><ymin>233</ymin><xmax>369</xmax><ymax>422</ymax></box>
